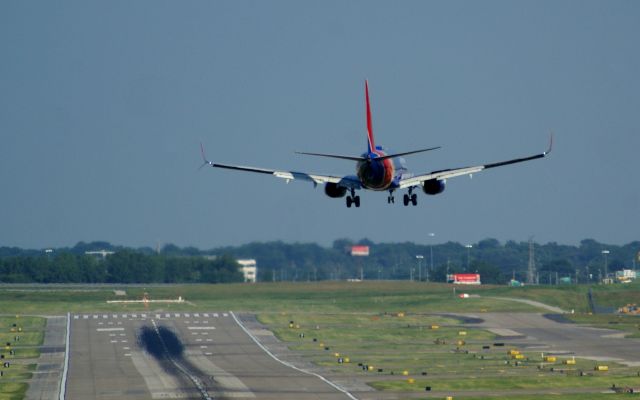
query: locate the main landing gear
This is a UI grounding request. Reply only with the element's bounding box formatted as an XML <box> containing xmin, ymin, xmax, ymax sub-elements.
<box><xmin>403</xmin><ymin>188</ymin><xmax>418</xmax><ymax>206</ymax></box>
<box><xmin>346</xmin><ymin>189</ymin><xmax>360</xmax><ymax>208</ymax></box>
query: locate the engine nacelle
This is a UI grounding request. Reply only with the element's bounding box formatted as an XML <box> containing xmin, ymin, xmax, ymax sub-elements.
<box><xmin>422</xmin><ymin>179</ymin><xmax>445</xmax><ymax>195</ymax></box>
<box><xmin>324</xmin><ymin>182</ymin><xmax>347</xmax><ymax>198</ymax></box>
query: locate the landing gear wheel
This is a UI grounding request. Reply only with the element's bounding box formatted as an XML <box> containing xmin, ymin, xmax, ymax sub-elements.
<box><xmin>411</xmin><ymin>193</ymin><xmax>417</xmax><ymax>206</ymax></box>
<box><xmin>403</xmin><ymin>194</ymin><xmax>410</xmax><ymax>206</ymax></box>
<box><xmin>346</xmin><ymin>197</ymin><xmax>352</xmax><ymax>208</ymax></box>
<box><xmin>354</xmin><ymin>196</ymin><xmax>360</xmax><ymax>208</ymax></box>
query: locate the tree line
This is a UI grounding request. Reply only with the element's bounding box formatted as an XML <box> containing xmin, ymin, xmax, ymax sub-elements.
<box><xmin>0</xmin><ymin>238</ymin><xmax>637</xmax><ymax>284</ymax></box>
<box><xmin>0</xmin><ymin>250</ymin><xmax>242</xmax><ymax>284</ymax></box>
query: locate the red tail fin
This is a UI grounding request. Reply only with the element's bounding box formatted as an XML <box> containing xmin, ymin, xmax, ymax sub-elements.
<box><xmin>365</xmin><ymin>80</ymin><xmax>375</xmax><ymax>153</ymax></box>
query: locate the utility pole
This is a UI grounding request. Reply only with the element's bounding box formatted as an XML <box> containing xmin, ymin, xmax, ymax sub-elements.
<box><xmin>602</xmin><ymin>250</ymin><xmax>610</xmax><ymax>282</ymax></box>
<box><xmin>428</xmin><ymin>233</ymin><xmax>435</xmax><ymax>281</ymax></box>
<box><xmin>527</xmin><ymin>237</ymin><xmax>536</xmax><ymax>285</ymax></box>
<box><xmin>416</xmin><ymin>255</ymin><xmax>424</xmax><ymax>282</ymax></box>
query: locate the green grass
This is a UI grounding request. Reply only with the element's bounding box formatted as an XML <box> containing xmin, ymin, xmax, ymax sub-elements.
<box><xmin>0</xmin><ymin>317</ymin><xmax>45</xmax><ymax>331</ymax></box>
<box><xmin>260</xmin><ymin>310</ymin><xmax>638</xmax><ymax>392</ymax></box>
<box><xmin>590</xmin><ymin>281</ymin><xmax>640</xmax><ymax>307</ymax></box>
<box><xmin>0</xmin><ymin>316</ymin><xmax>46</xmax><ymax>362</ymax></box>
<box><xmin>404</xmin><ymin>394</ymin><xmax>632</xmax><ymax>400</ymax></box>
<box><xmin>371</xmin><ymin>374</ymin><xmax>640</xmax><ymax>391</ymax></box>
<box><xmin>0</xmin><ymin>383</ymin><xmax>28</xmax><ymax>400</ymax></box>
<box><xmin>0</xmin><ymin>317</ymin><xmax>46</xmax><ymax>399</ymax></box>
<box><xmin>0</xmin><ymin>281</ymin><xmax>591</xmax><ymax>314</ymax></box>
<box><xmin>0</xmin><ymin>332</ymin><xmax>44</xmax><ymax>347</ymax></box>
<box><xmin>0</xmin><ymin>363</ymin><xmax>35</xmax><ymax>381</ymax></box>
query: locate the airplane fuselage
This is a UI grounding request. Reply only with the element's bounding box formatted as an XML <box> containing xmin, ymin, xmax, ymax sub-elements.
<box><xmin>356</xmin><ymin>150</ymin><xmax>396</xmax><ymax>191</ymax></box>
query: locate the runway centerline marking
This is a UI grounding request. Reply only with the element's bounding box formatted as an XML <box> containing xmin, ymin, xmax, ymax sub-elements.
<box><xmin>98</xmin><ymin>328</ymin><xmax>125</xmax><ymax>332</ymax></box>
<box><xmin>187</xmin><ymin>326</ymin><xmax>216</xmax><ymax>330</ymax></box>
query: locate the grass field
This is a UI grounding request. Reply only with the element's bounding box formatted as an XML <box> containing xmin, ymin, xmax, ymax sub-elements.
<box><xmin>0</xmin><ymin>383</ymin><xmax>28</xmax><ymax>400</ymax></box>
<box><xmin>1</xmin><ymin>281</ymin><xmax>639</xmax><ymax>399</ymax></box>
<box><xmin>0</xmin><ymin>316</ymin><xmax>45</xmax><ymax>400</ymax></box>
<box><xmin>0</xmin><ymin>281</ymin><xmax>596</xmax><ymax>314</ymax></box>
<box><xmin>261</xmin><ymin>308</ymin><xmax>640</xmax><ymax>398</ymax></box>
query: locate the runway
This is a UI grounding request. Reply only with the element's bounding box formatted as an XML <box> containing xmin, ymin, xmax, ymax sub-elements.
<box><xmin>456</xmin><ymin>312</ymin><xmax>640</xmax><ymax>366</ymax></box>
<box><xmin>25</xmin><ymin>316</ymin><xmax>66</xmax><ymax>400</ymax></box>
<box><xmin>65</xmin><ymin>311</ymin><xmax>354</xmax><ymax>399</ymax></box>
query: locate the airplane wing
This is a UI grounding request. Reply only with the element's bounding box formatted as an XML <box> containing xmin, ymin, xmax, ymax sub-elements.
<box><xmin>200</xmin><ymin>145</ymin><xmax>361</xmax><ymax>189</ymax></box>
<box><xmin>398</xmin><ymin>135</ymin><xmax>553</xmax><ymax>189</ymax></box>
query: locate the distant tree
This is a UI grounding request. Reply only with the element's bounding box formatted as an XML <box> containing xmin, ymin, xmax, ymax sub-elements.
<box><xmin>470</xmin><ymin>261</ymin><xmax>505</xmax><ymax>284</ymax></box>
<box><xmin>201</xmin><ymin>254</ymin><xmax>243</xmax><ymax>283</ymax></box>
<box><xmin>540</xmin><ymin>259</ymin><xmax>574</xmax><ymax>275</ymax></box>
<box><xmin>52</xmin><ymin>252</ymin><xmax>82</xmax><ymax>283</ymax></box>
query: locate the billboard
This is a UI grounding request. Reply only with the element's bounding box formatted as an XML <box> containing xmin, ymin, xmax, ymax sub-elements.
<box><xmin>351</xmin><ymin>245</ymin><xmax>370</xmax><ymax>256</ymax></box>
<box><xmin>450</xmin><ymin>273</ymin><xmax>481</xmax><ymax>285</ymax></box>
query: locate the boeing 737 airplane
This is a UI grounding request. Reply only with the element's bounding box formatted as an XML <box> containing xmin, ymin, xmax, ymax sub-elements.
<box><xmin>200</xmin><ymin>81</ymin><xmax>552</xmax><ymax>208</ymax></box>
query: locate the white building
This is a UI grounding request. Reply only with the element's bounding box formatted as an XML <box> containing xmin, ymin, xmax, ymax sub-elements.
<box><xmin>616</xmin><ymin>269</ymin><xmax>636</xmax><ymax>283</ymax></box>
<box><xmin>85</xmin><ymin>250</ymin><xmax>115</xmax><ymax>259</ymax></box>
<box><xmin>237</xmin><ymin>259</ymin><xmax>257</xmax><ymax>283</ymax></box>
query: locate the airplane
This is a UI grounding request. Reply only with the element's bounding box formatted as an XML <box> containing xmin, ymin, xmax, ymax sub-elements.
<box><xmin>200</xmin><ymin>80</ymin><xmax>552</xmax><ymax>208</ymax></box>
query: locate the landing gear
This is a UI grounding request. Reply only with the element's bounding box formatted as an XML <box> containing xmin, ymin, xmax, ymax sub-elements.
<box><xmin>403</xmin><ymin>188</ymin><xmax>418</xmax><ymax>206</ymax></box>
<box><xmin>346</xmin><ymin>189</ymin><xmax>360</xmax><ymax>208</ymax></box>
<box><xmin>387</xmin><ymin>190</ymin><xmax>395</xmax><ymax>204</ymax></box>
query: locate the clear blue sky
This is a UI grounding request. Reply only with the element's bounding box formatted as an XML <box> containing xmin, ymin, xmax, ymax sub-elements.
<box><xmin>1</xmin><ymin>1</ymin><xmax>638</xmax><ymax>249</ymax></box>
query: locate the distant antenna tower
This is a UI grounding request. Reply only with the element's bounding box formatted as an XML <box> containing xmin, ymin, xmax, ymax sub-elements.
<box><xmin>527</xmin><ymin>237</ymin><xmax>536</xmax><ymax>285</ymax></box>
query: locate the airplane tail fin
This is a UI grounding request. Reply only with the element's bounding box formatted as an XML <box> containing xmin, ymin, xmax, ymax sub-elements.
<box><xmin>365</xmin><ymin>80</ymin><xmax>376</xmax><ymax>153</ymax></box>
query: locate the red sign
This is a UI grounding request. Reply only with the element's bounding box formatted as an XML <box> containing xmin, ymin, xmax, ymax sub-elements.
<box><xmin>351</xmin><ymin>245</ymin><xmax>370</xmax><ymax>256</ymax></box>
<box><xmin>452</xmin><ymin>273</ymin><xmax>481</xmax><ymax>285</ymax></box>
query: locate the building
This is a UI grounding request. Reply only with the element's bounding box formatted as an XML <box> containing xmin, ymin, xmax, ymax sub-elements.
<box><xmin>84</xmin><ymin>250</ymin><xmax>115</xmax><ymax>260</ymax></box>
<box><xmin>237</xmin><ymin>259</ymin><xmax>257</xmax><ymax>283</ymax></box>
<box><xmin>203</xmin><ymin>256</ymin><xmax>258</xmax><ymax>282</ymax></box>
<box><xmin>616</xmin><ymin>269</ymin><xmax>637</xmax><ymax>283</ymax></box>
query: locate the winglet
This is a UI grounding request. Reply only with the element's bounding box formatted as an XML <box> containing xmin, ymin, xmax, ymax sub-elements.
<box><xmin>365</xmin><ymin>80</ymin><xmax>375</xmax><ymax>153</ymax></box>
<box><xmin>545</xmin><ymin>131</ymin><xmax>554</xmax><ymax>155</ymax></box>
<box><xmin>199</xmin><ymin>143</ymin><xmax>213</xmax><ymax>170</ymax></box>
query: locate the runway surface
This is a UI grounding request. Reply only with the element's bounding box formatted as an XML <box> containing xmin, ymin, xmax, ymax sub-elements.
<box><xmin>25</xmin><ymin>316</ymin><xmax>66</xmax><ymax>400</ymax></box>
<box><xmin>65</xmin><ymin>311</ymin><xmax>354</xmax><ymax>399</ymax></box>
<box><xmin>456</xmin><ymin>312</ymin><xmax>640</xmax><ymax>366</ymax></box>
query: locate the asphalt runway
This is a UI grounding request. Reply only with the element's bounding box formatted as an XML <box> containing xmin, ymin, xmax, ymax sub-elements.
<box><xmin>25</xmin><ymin>316</ymin><xmax>66</xmax><ymax>400</ymax></box>
<box><xmin>65</xmin><ymin>311</ymin><xmax>354</xmax><ymax>399</ymax></box>
<box><xmin>456</xmin><ymin>312</ymin><xmax>640</xmax><ymax>366</ymax></box>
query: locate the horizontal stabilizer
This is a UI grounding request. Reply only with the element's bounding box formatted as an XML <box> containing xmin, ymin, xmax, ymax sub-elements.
<box><xmin>295</xmin><ymin>151</ymin><xmax>366</xmax><ymax>161</ymax></box>
<box><xmin>375</xmin><ymin>146</ymin><xmax>441</xmax><ymax>161</ymax></box>
<box><xmin>296</xmin><ymin>146</ymin><xmax>440</xmax><ymax>162</ymax></box>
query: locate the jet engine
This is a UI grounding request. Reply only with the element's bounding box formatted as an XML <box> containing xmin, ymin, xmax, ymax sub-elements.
<box><xmin>422</xmin><ymin>179</ymin><xmax>445</xmax><ymax>195</ymax></box>
<box><xmin>324</xmin><ymin>182</ymin><xmax>347</xmax><ymax>198</ymax></box>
